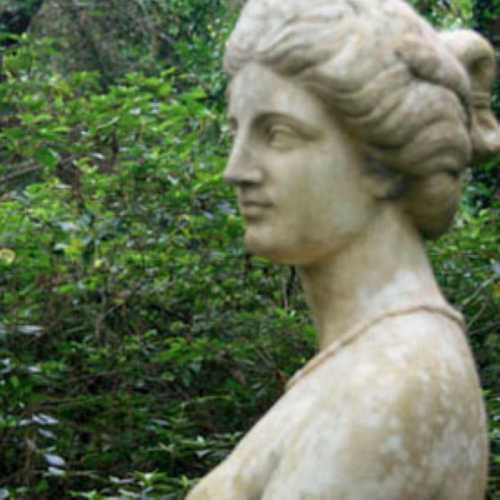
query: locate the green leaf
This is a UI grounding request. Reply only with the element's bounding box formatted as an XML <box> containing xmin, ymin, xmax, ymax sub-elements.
<box><xmin>35</xmin><ymin>148</ymin><xmax>60</xmax><ymax>169</ymax></box>
<box><xmin>44</xmin><ymin>454</ymin><xmax>66</xmax><ymax>468</ymax></box>
<box><xmin>0</xmin><ymin>248</ymin><xmax>16</xmax><ymax>265</ymax></box>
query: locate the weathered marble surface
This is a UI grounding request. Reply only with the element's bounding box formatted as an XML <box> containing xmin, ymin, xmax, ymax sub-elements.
<box><xmin>186</xmin><ymin>0</ymin><xmax>499</xmax><ymax>498</ymax></box>
<box><xmin>188</xmin><ymin>310</ymin><xmax>487</xmax><ymax>499</ymax></box>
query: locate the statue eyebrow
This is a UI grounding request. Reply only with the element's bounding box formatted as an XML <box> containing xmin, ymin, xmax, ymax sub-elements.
<box><xmin>253</xmin><ymin>112</ymin><xmax>320</xmax><ymax>139</ymax></box>
<box><xmin>227</xmin><ymin>110</ymin><xmax>321</xmax><ymax>140</ymax></box>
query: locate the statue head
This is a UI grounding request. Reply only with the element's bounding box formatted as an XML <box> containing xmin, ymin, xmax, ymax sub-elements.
<box><xmin>223</xmin><ymin>0</ymin><xmax>500</xmax><ymax>248</ymax></box>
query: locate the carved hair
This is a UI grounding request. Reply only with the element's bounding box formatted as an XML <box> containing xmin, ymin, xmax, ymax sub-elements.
<box><xmin>224</xmin><ymin>0</ymin><xmax>500</xmax><ymax>238</ymax></box>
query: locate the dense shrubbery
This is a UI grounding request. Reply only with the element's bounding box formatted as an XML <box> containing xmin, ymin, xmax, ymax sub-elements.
<box><xmin>0</xmin><ymin>1</ymin><xmax>498</xmax><ymax>499</ymax></box>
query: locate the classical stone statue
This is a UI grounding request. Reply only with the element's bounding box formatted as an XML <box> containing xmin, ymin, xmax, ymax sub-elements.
<box><xmin>187</xmin><ymin>1</ymin><xmax>500</xmax><ymax>498</ymax></box>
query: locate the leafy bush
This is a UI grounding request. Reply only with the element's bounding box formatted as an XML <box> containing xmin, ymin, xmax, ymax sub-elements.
<box><xmin>29</xmin><ymin>0</ymin><xmax>230</xmax><ymax>91</ymax></box>
<box><xmin>0</xmin><ymin>28</ymin><xmax>309</xmax><ymax>499</ymax></box>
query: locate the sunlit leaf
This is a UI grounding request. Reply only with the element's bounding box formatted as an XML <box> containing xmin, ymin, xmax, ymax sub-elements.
<box><xmin>44</xmin><ymin>454</ymin><xmax>66</xmax><ymax>468</ymax></box>
<box><xmin>0</xmin><ymin>249</ymin><xmax>15</xmax><ymax>265</ymax></box>
<box><xmin>34</xmin><ymin>148</ymin><xmax>60</xmax><ymax>169</ymax></box>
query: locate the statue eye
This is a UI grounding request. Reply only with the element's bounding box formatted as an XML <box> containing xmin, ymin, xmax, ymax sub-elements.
<box><xmin>267</xmin><ymin>124</ymin><xmax>297</xmax><ymax>149</ymax></box>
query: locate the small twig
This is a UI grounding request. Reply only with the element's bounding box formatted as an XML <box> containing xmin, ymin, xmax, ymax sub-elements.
<box><xmin>469</xmin><ymin>321</ymin><xmax>500</xmax><ymax>336</ymax></box>
<box><xmin>466</xmin><ymin>302</ymin><xmax>488</xmax><ymax>331</ymax></box>
<box><xmin>282</xmin><ymin>277</ymin><xmax>289</xmax><ymax>310</ymax></box>
<box><xmin>0</xmin><ymin>164</ymin><xmax>41</xmax><ymax>186</ymax></box>
<box><xmin>461</xmin><ymin>275</ymin><xmax>498</xmax><ymax>308</ymax></box>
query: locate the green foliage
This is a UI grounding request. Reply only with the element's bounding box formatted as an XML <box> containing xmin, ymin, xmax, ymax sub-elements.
<box><xmin>0</xmin><ymin>23</ymin><xmax>310</xmax><ymax>498</ymax></box>
<box><xmin>0</xmin><ymin>0</ymin><xmax>44</xmax><ymax>38</ymax></box>
<box><xmin>28</xmin><ymin>0</ymin><xmax>231</xmax><ymax>91</ymax></box>
<box><xmin>430</xmin><ymin>186</ymin><xmax>500</xmax><ymax>495</ymax></box>
<box><xmin>408</xmin><ymin>0</ymin><xmax>473</xmax><ymax>26</ymax></box>
<box><xmin>0</xmin><ymin>2</ymin><xmax>498</xmax><ymax>499</ymax></box>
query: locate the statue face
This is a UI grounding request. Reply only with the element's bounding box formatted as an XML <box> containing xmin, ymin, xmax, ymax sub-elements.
<box><xmin>224</xmin><ymin>63</ymin><xmax>376</xmax><ymax>265</ymax></box>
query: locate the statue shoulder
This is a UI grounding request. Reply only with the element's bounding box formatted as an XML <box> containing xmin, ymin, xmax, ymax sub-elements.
<box><xmin>263</xmin><ymin>309</ymin><xmax>488</xmax><ymax>499</ymax></box>
<box><xmin>291</xmin><ymin>305</ymin><xmax>475</xmax><ymax>397</ymax></box>
<box><xmin>335</xmin><ymin>307</ymin><xmax>484</xmax><ymax>420</ymax></box>
<box><xmin>186</xmin><ymin>308</ymin><xmax>488</xmax><ymax>500</ymax></box>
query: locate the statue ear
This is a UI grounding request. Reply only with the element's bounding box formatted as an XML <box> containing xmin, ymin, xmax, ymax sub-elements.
<box><xmin>439</xmin><ymin>30</ymin><xmax>500</xmax><ymax>159</ymax></box>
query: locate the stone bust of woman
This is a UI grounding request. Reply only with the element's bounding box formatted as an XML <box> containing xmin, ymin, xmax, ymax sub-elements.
<box><xmin>187</xmin><ymin>0</ymin><xmax>500</xmax><ymax>498</ymax></box>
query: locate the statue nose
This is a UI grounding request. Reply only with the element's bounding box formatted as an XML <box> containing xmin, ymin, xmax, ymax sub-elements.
<box><xmin>223</xmin><ymin>141</ymin><xmax>264</xmax><ymax>186</ymax></box>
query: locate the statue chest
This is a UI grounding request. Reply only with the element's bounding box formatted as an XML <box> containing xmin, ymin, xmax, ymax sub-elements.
<box><xmin>186</xmin><ymin>319</ymin><xmax>488</xmax><ymax>500</ymax></box>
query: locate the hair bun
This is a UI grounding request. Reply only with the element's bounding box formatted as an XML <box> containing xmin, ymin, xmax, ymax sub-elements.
<box><xmin>439</xmin><ymin>30</ymin><xmax>500</xmax><ymax>159</ymax></box>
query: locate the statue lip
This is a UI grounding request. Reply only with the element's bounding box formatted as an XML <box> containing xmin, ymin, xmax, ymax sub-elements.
<box><xmin>238</xmin><ymin>197</ymin><xmax>272</xmax><ymax>208</ymax></box>
<box><xmin>239</xmin><ymin>199</ymin><xmax>272</xmax><ymax>218</ymax></box>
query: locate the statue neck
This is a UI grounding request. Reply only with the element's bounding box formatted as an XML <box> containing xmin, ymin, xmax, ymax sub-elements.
<box><xmin>297</xmin><ymin>205</ymin><xmax>446</xmax><ymax>352</ymax></box>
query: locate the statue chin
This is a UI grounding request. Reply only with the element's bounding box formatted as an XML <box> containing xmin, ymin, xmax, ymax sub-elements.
<box><xmin>243</xmin><ymin>227</ymin><xmax>314</xmax><ymax>265</ymax></box>
<box><xmin>244</xmin><ymin>231</ymin><xmax>287</xmax><ymax>263</ymax></box>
